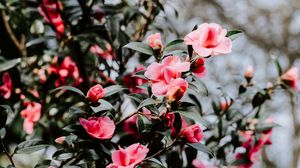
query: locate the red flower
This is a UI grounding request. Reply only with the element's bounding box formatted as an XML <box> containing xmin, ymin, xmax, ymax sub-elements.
<box><xmin>38</xmin><ymin>0</ymin><xmax>65</xmax><ymax>36</ymax></box>
<box><xmin>87</xmin><ymin>84</ymin><xmax>105</xmax><ymax>102</ymax></box>
<box><xmin>90</xmin><ymin>44</ymin><xmax>114</xmax><ymax>60</ymax></box>
<box><xmin>192</xmin><ymin>58</ymin><xmax>206</xmax><ymax>78</ymax></box>
<box><xmin>0</xmin><ymin>72</ymin><xmax>12</xmax><ymax>99</ymax></box>
<box><xmin>80</xmin><ymin>117</ymin><xmax>115</xmax><ymax>140</ymax></box>
<box><xmin>281</xmin><ymin>67</ymin><xmax>298</xmax><ymax>90</ymax></box>
<box><xmin>49</xmin><ymin>56</ymin><xmax>82</xmax><ymax>87</ymax></box>
<box><xmin>180</xmin><ymin>124</ymin><xmax>204</xmax><ymax>143</ymax></box>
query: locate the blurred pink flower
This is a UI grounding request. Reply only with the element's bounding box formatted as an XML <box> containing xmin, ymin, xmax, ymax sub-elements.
<box><xmin>80</xmin><ymin>117</ymin><xmax>115</xmax><ymax>140</ymax></box>
<box><xmin>38</xmin><ymin>0</ymin><xmax>64</xmax><ymax>36</ymax></box>
<box><xmin>147</xmin><ymin>33</ymin><xmax>163</xmax><ymax>51</ymax></box>
<box><xmin>49</xmin><ymin>56</ymin><xmax>82</xmax><ymax>87</ymax></box>
<box><xmin>123</xmin><ymin>66</ymin><xmax>147</xmax><ymax>94</ymax></box>
<box><xmin>184</xmin><ymin>23</ymin><xmax>232</xmax><ymax>56</ymax></box>
<box><xmin>165</xmin><ymin>78</ymin><xmax>188</xmax><ymax>102</ymax></box>
<box><xmin>180</xmin><ymin>124</ymin><xmax>204</xmax><ymax>143</ymax></box>
<box><xmin>107</xmin><ymin>143</ymin><xmax>149</xmax><ymax>168</ymax></box>
<box><xmin>244</xmin><ymin>65</ymin><xmax>254</xmax><ymax>79</ymax></box>
<box><xmin>90</xmin><ymin>44</ymin><xmax>114</xmax><ymax>60</ymax></box>
<box><xmin>55</xmin><ymin>136</ymin><xmax>66</xmax><ymax>144</ymax></box>
<box><xmin>87</xmin><ymin>84</ymin><xmax>105</xmax><ymax>103</ymax></box>
<box><xmin>21</xmin><ymin>102</ymin><xmax>42</xmax><ymax>134</ymax></box>
<box><xmin>192</xmin><ymin>160</ymin><xmax>217</xmax><ymax>168</ymax></box>
<box><xmin>0</xmin><ymin>72</ymin><xmax>12</xmax><ymax>99</ymax></box>
<box><xmin>123</xmin><ymin>108</ymin><xmax>151</xmax><ymax>136</ymax></box>
<box><xmin>281</xmin><ymin>67</ymin><xmax>298</xmax><ymax>90</ymax></box>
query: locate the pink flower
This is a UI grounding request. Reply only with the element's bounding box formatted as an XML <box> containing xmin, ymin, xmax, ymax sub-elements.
<box><xmin>165</xmin><ymin>78</ymin><xmax>188</xmax><ymax>102</ymax></box>
<box><xmin>180</xmin><ymin>124</ymin><xmax>204</xmax><ymax>143</ymax></box>
<box><xmin>0</xmin><ymin>72</ymin><xmax>13</xmax><ymax>99</ymax></box>
<box><xmin>147</xmin><ymin>33</ymin><xmax>163</xmax><ymax>51</ymax></box>
<box><xmin>55</xmin><ymin>136</ymin><xmax>66</xmax><ymax>144</ymax></box>
<box><xmin>184</xmin><ymin>23</ymin><xmax>232</xmax><ymax>57</ymax></box>
<box><xmin>90</xmin><ymin>44</ymin><xmax>114</xmax><ymax>60</ymax></box>
<box><xmin>123</xmin><ymin>66</ymin><xmax>147</xmax><ymax>93</ymax></box>
<box><xmin>38</xmin><ymin>0</ymin><xmax>65</xmax><ymax>36</ymax></box>
<box><xmin>21</xmin><ymin>102</ymin><xmax>42</xmax><ymax>134</ymax></box>
<box><xmin>144</xmin><ymin>55</ymin><xmax>190</xmax><ymax>100</ymax></box>
<box><xmin>244</xmin><ymin>65</ymin><xmax>254</xmax><ymax>79</ymax></box>
<box><xmin>107</xmin><ymin>143</ymin><xmax>149</xmax><ymax>168</ymax></box>
<box><xmin>49</xmin><ymin>56</ymin><xmax>82</xmax><ymax>87</ymax></box>
<box><xmin>87</xmin><ymin>84</ymin><xmax>105</xmax><ymax>102</ymax></box>
<box><xmin>281</xmin><ymin>67</ymin><xmax>298</xmax><ymax>90</ymax></box>
<box><xmin>79</xmin><ymin>117</ymin><xmax>115</xmax><ymax>140</ymax></box>
<box><xmin>192</xmin><ymin>58</ymin><xmax>206</xmax><ymax>78</ymax></box>
<box><xmin>220</xmin><ymin>99</ymin><xmax>232</xmax><ymax>112</ymax></box>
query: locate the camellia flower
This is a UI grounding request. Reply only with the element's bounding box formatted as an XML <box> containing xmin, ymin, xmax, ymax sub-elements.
<box><xmin>192</xmin><ymin>58</ymin><xmax>206</xmax><ymax>78</ymax></box>
<box><xmin>49</xmin><ymin>56</ymin><xmax>82</xmax><ymax>87</ymax></box>
<box><xmin>55</xmin><ymin>136</ymin><xmax>66</xmax><ymax>144</ymax></box>
<box><xmin>90</xmin><ymin>44</ymin><xmax>114</xmax><ymax>60</ymax></box>
<box><xmin>184</xmin><ymin>23</ymin><xmax>232</xmax><ymax>57</ymax></box>
<box><xmin>80</xmin><ymin>117</ymin><xmax>115</xmax><ymax>140</ymax></box>
<box><xmin>180</xmin><ymin>124</ymin><xmax>204</xmax><ymax>143</ymax></box>
<box><xmin>38</xmin><ymin>0</ymin><xmax>65</xmax><ymax>36</ymax></box>
<box><xmin>281</xmin><ymin>67</ymin><xmax>298</xmax><ymax>90</ymax></box>
<box><xmin>107</xmin><ymin>143</ymin><xmax>149</xmax><ymax>168</ymax></box>
<box><xmin>21</xmin><ymin>102</ymin><xmax>42</xmax><ymax>134</ymax></box>
<box><xmin>144</xmin><ymin>55</ymin><xmax>190</xmax><ymax>100</ymax></box>
<box><xmin>147</xmin><ymin>33</ymin><xmax>163</xmax><ymax>51</ymax></box>
<box><xmin>192</xmin><ymin>160</ymin><xmax>217</xmax><ymax>168</ymax></box>
<box><xmin>87</xmin><ymin>84</ymin><xmax>105</xmax><ymax>103</ymax></box>
<box><xmin>0</xmin><ymin>72</ymin><xmax>13</xmax><ymax>99</ymax></box>
<box><xmin>123</xmin><ymin>66</ymin><xmax>147</xmax><ymax>94</ymax></box>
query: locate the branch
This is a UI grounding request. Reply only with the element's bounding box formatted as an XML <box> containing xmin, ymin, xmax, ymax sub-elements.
<box><xmin>0</xmin><ymin>138</ymin><xmax>15</xmax><ymax>167</ymax></box>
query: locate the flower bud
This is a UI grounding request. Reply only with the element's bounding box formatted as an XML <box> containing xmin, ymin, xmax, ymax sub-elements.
<box><xmin>86</xmin><ymin>84</ymin><xmax>105</xmax><ymax>102</ymax></box>
<box><xmin>180</xmin><ymin>124</ymin><xmax>204</xmax><ymax>143</ymax></box>
<box><xmin>244</xmin><ymin>65</ymin><xmax>254</xmax><ymax>81</ymax></box>
<box><xmin>147</xmin><ymin>33</ymin><xmax>163</xmax><ymax>52</ymax></box>
<box><xmin>55</xmin><ymin>136</ymin><xmax>66</xmax><ymax>144</ymax></box>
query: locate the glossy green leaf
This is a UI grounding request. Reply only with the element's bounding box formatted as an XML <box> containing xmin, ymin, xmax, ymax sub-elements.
<box><xmin>137</xmin><ymin>98</ymin><xmax>159</xmax><ymax>110</ymax></box>
<box><xmin>91</xmin><ymin>99</ymin><xmax>115</xmax><ymax>113</ymax></box>
<box><xmin>52</xmin><ymin>86</ymin><xmax>85</xmax><ymax>97</ymax></box>
<box><xmin>104</xmin><ymin>85</ymin><xmax>127</xmax><ymax>97</ymax></box>
<box><xmin>123</xmin><ymin>42</ymin><xmax>155</xmax><ymax>56</ymax></box>
<box><xmin>0</xmin><ymin>58</ymin><xmax>21</xmax><ymax>72</ymax></box>
<box><xmin>52</xmin><ymin>149</ymin><xmax>76</xmax><ymax>161</ymax></box>
<box><xmin>164</xmin><ymin>39</ymin><xmax>184</xmax><ymax>50</ymax></box>
<box><xmin>187</xmin><ymin>143</ymin><xmax>214</xmax><ymax>158</ymax></box>
<box><xmin>14</xmin><ymin>139</ymin><xmax>49</xmax><ymax>154</ymax></box>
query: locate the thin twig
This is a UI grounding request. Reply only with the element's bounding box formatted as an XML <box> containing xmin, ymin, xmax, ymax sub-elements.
<box><xmin>0</xmin><ymin>138</ymin><xmax>15</xmax><ymax>167</ymax></box>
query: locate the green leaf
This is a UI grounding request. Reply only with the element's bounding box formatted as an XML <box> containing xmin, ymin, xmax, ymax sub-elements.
<box><xmin>137</xmin><ymin>98</ymin><xmax>159</xmax><ymax>110</ymax></box>
<box><xmin>52</xmin><ymin>149</ymin><xmax>76</xmax><ymax>161</ymax></box>
<box><xmin>186</xmin><ymin>143</ymin><xmax>214</xmax><ymax>158</ymax></box>
<box><xmin>123</xmin><ymin>42</ymin><xmax>155</xmax><ymax>56</ymax></box>
<box><xmin>274</xmin><ymin>58</ymin><xmax>283</xmax><ymax>76</ymax></box>
<box><xmin>175</xmin><ymin>111</ymin><xmax>209</xmax><ymax>127</ymax></box>
<box><xmin>34</xmin><ymin>160</ymin><xmax>56</xmax><ymax>168</ymax></box>
<box><xmin>173</xmin><ymin>113</ymin><xmax>182</xmax><ymax>133</ymax></box>
<box><xmin>51</xmin><ymin>86</ymin><xmax>85</xmax><ymax>97</ymax></box>
<box><xmin>14</xmin><ymin>139</ymin><xmax>49</xmax><ymax>154</ymax></box>
<box><xmin>226</xmin><ymin>30</ymin><xmax>242</xmax><ymax>39</ymax></box>
<box><xmin>191</xmin><ymin>75</ymin><xmax>209</xmax><ymax>96</ymax></box>
<box><xmin>164</xmin><ymin>39</ymin><xmax>184</xmax><ymax>50</ymax></box>
<box><xmin>136</xmin><ymin>114</ymin><xmax>145</xmax><ymax>133</ymax></box>
<box><xmin>104</xmin><ymin>85</ymin><xmax>127</xmax><ymax>97</ymax></box>
<box><xmin>0</xmin><ymin>58</ymin><xmax>21</xmax><ymax>72</ymax></box>
<box><xmin>91</xmin><ymin>99</ymin><xmax>115</xmax><ymax>113</ymax></box>
<box><xmin>140</xmin><ymin>161</ymin><xmax>166</xmax><ymax>168</ymax></box>
<box><xmin>69</xmin><ymin>106</ymin><xmax>86</xmax><ymax>114</ymax></box>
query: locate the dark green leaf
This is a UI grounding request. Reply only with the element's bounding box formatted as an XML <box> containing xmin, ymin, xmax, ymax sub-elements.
<box><xmin>164</xmin><ymin>39</ymin><xmax>184</xmax><ymax>50</ymax></box>
<box><xmin>104</xmin><ymin>85</ymin><xmax>127</xmax><ymax>97</ymax></box>
<box><xmin>140</xmin><ymin>161</ymin><xmax>165</xmax><ymax>168</ymax></box>
<box><xmin>14</xmin><ymin>139</ymin><xmax>49</xmax><ymax>154</ymax></box>
<box><xmin>52</xmin><ymin>149</ymin><xmax>76</xmax><ymax>161</ymax></box>
<box><xmin>175</xmin><ymin>111</ymin><xmax>209</xmax><ymax>127</ymax></box>
<box><xmin>91</xmin><ymin>99</ymin><xmax>115</xmax><ymax>113</ymax></box>
<box><xmin>123</xmin><ymin>42</ymin><xmax>155</xmax><ymax>56</ymax></box>
<box><xmin>137</xmin><ymin>98</ymin><xmax>159</xmax><ymax>110</ymax></box>
<box><xmin>0</xmin><ymin>105</ymin><xmax>9</xmax><ymax>128</ymax></box>
<box><xmin>187</xmin><ymin>143</ymin><xmax>214</xmax><ymax>158</ymax></box>
<box><xmin>0</xmin><ymin>58</ymin><xmax>21</xmax><ymax>72</ymax></box>
<box><xmin>226</xmin><ymin>30</ymin><xmax>242</xmax><ymax>37</ymax></box>
<box><xmin>136</xmin><ymin>114</ymin><xmax>145</xmax><ymax>133</ymax></box>
<box><xmin>51</xmin><ymin>86</ymin><xmax>85</xmax><ymax>97</ymax></box>
<box><xmin>274</xmin><ymin>58</ymin><xmax>283</xmax><ymax>76</ymax></box>
<box><xmin>173</xmin><ymin>113</ymin><xmax>182</xmax><ymax>133</ymax></box>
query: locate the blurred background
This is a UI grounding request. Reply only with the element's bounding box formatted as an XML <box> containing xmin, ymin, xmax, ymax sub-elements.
<box><xmin>159</xmin><ymin>0</ymin><xmax>300</xmax><ymax>167</ymax></box>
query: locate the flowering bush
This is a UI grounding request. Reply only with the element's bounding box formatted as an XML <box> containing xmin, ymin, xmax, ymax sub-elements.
<box><xmin>0</xmin><ymin>1</ymin><xmax>299</xmax><ymax>168</ymax></box>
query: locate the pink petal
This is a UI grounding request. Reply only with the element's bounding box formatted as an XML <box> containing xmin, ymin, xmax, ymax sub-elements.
<box><xmin>144</xmin><ymin>63</ymin><xmax>163</xmax><ymax>81</ymax></box>
<box><xmin>213</xmin><ymin>37</ymin><xmax>232</xmax><ymax>54</ymax></box>
<box><xmin>151</xmin><ymin>81</ymin><xmax>168</xmax><ymax>96</ymax></box>
<box><xmin>111</xmin><ymin>148</ymin><xmax>130</xmax><ymax>166</ymax></box>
